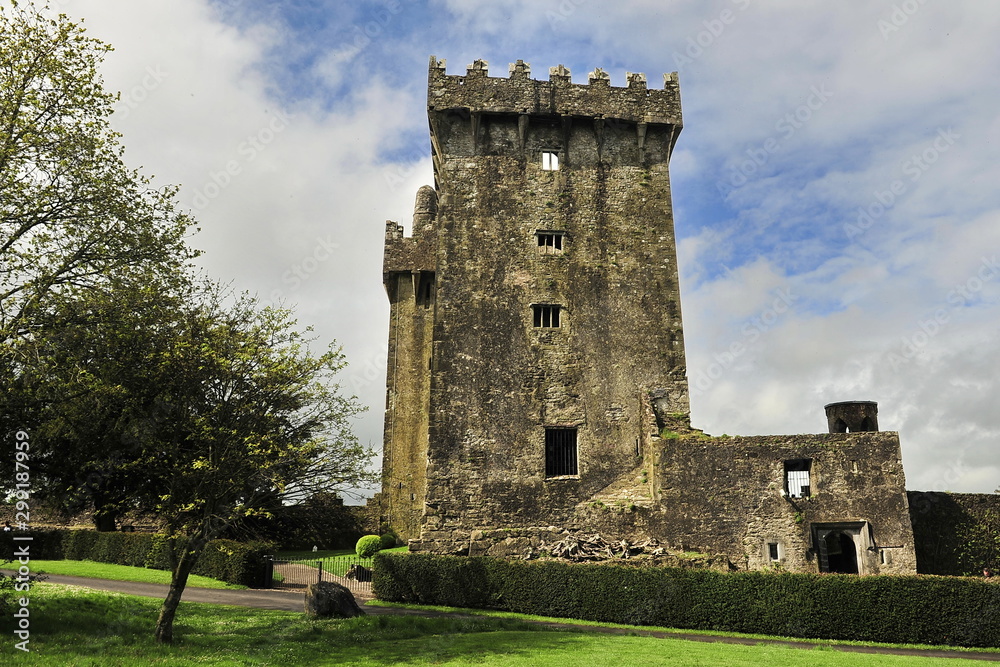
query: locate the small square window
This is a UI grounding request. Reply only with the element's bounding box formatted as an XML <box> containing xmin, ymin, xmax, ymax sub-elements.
<box><xmin>536</xmin><ymin>231</ymin><xmax>564</xmax><ymax>254</ymax></box>
<box><xmin>545</xmin><ymin>427</ymin><xmax>577</xmax><ymax>477</ymax></box>
<box><xmin>785</xmin><ymin>459</ymin><xmax>811</xmax><ymax>498</ymax></box>
<box><xmin>541</xmin><ymin>151</ymin><xmax>559</xmax><ymax>171</ymax></box>
<box><xmin>532</xmin><ymin>304</ymin><xmax>561</xmax><ymax>328</ymax></box>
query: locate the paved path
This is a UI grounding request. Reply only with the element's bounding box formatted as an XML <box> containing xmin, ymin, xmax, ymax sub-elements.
<box><xmin>29</xmin><ymin>574</ymin><xmax>1000</xmax><ymax>661</ymax></box>
<box><xmin>34</xmin><ymin>573</ymin><xmax>307</xmax><ymax>611</ymax></box>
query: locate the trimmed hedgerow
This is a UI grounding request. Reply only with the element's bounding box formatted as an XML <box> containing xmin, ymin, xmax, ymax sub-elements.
<box><xmin>372</xmin><ymin>552</ymin><xmax>1000</xmax><ymax>648</ymax></box>
<box><xmin>0</xmin><ymin>529</ymin><xmax>273</xmax><ymax>586</ymax></box>
<box><xmin>0</xmin><ymin>529</ymin><xmax>64</xmax><ymax>560</ymax></box>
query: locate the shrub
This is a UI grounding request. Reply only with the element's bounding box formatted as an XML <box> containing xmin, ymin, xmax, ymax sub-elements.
<box><xmin>379</xmin><ymin>532</ymin><xmax>398</xmax><ymax>550</ymax></box>
<box><xmin>372</xmin><ymin>552</ymin><xmax>1000</xmax><ymax>648</ymax></box>
<box><xmin>0</xmin><ymin>528</ymin><xmax>273</xmax><ymax>586</ymax></box>
<box><xmin>356</xmin><ymin>534</ymin><xmax>382</xmax><ymax>559</ymax></box>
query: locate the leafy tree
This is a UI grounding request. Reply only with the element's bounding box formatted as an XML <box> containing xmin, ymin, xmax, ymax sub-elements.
<box><xmin>21</xmin><ymin>280</ymin><xmax>373</xmax><ymax>642</ymax></box>
<box><xmin>1</xmin><ymin>6</ymin><xmax>373</xmax><ymax>643</ymax></box>
<box><xmin>957</xmin><ymin>509</ymin><xmax>1000</xmax><ymax>576</ymax></box>
<box><xmin>143</xmin><ymin>289</ymin><xmax>372</xmax><ymax>643</ymax></box>
<box><xmin>230</xmin><ymin>491</ymin><xmax>366</xmax><ymax>550</ymax></box>
<box><xmin>0</xmin><ymin>2</ymin><xmax>196</xmax><ymax>344</ymax></box>
<box><xmin>16</xmin><ymin>273</ymin><xmax>197</xmax><ymax>531</ymax></box>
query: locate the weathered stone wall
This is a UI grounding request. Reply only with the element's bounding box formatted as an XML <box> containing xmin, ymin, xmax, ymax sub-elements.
<box><xmin>651</xmin><ymin>432</ymin><xmax>917</xmax><ymax>574</ymax></box>
<box><xmin>380</xmin><ymin>194</ymin><xmax>437</xmax><ymax>542</ymax></box>
<box><xmin>378</xmin><ymin>58</ymin><xmax>921</xmax><ymax>576</ymax></box>
<box><xmin>413</xmin><ymin>58</ymin><xmax>688</xmax><ymax>550</ymax></box>
<box><xmin>908</xmin><ymin>491</ymin><xmax>1000</xmax><ymax>575</ymax></box>
<box><xmin>426</xmin><ymin>431</ymin><xmax>917</xmax><ymax>575</ymax></box>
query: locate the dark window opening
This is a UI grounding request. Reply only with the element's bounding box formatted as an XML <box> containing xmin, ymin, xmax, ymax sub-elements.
<box><xmin>545</xmin><ymin>427</ymin><xmax>578</xmax><ymax>477</ymax></box>
<box><xmin>785</xmin><ymin>459</ymin><xmax>811</xmax><ymax>498</ymax></box>
<box><xmin>533</xmin><ymin>304</ymin><xmax>561</xmax><ymax>328</ymax></box>
<box><xmin>416</xmin><ymin>273</ymin><xmax>434</xmax><ymax>308</ymax></box>
<box><xmin>536</xmin><ymin>231</ymin><xmax>564</xmax><ymax>254</ymax></box>
<box><xmin>768</xmin><ymin>543</ymin><xmax>779</xmax><ymax>561</ymax></box>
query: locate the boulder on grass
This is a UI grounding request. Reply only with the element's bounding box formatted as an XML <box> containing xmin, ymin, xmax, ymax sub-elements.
<box><xmin>304</xmin><ymin>581</ymin><xmax>365</xmax><ymax>618</ymax></box>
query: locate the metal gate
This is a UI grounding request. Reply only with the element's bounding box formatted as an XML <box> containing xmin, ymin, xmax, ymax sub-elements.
<box><xmin>262</xmin><ymin>555</ymin><xmax>374</xmax><ymax>597</ymax></box>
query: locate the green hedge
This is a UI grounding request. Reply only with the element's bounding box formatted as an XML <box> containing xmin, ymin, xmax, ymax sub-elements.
<box><xmin>0</xmin><ymin>529</ymin><xmax>274</xmax><ymax>587</ymax></box>
<box><xmin>0</xmin><ymin>529</ymin><xmax>64</xmax><ymax>560</ymax></box>
<box><xmin>372</xmin><ymin>552</ymin><xmax>1000</xmax><ymax>648</ymax></box>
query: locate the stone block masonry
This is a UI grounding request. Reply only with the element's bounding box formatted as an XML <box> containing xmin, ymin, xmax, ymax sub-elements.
<box><xmin>374</xmin><ymin>57</ymin><xmax>953</xmax><ymax>575</ymax></box>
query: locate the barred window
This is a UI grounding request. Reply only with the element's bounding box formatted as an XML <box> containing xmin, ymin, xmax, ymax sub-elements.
<box><xmin>532</xmin><ymin>304</ymin><xmax>561</xmax><ymax>328</ymax></box>
<box><xmin>785</xmin><ymin>459</ymin><xmax>811</xmax><ymax>498</ymax></box>
<box><xmin>541</xmin><ymin>151</ymin><xmax>560</xmax><ymax>170</ymax></box>
<box><xmin>536</xmin><ymin>231</ymin><xmax>564</xmax><ymax>254</ymax></box>
<box><xmin>545</xmin><ymin>427</ymin><xmax>578</xmax><ymax>477</ymax></box>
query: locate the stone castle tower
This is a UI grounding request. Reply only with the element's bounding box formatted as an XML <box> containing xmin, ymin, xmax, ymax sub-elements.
<box><xmin>378</xmin><ymin>57</ymin><xmax>918</xmax><ymax>576</ymax></box>
<box><xmin>381</xmin><ymin>57</ymin><xmax>690</xmax><ymax>546</ymax></box>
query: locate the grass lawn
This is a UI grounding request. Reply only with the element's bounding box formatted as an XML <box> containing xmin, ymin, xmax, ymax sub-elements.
<box><xmin>4</xmin><ymin>583</ymin><xmax>993</xmax><ymax>666</ymax></box>
<box><xmin>24</xmin><ymin>560</ymin><xmax>245</xmax><ymax>589</ymax></box>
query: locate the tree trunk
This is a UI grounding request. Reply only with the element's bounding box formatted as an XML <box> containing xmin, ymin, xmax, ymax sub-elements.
<box><xmin>154</xmin><ymin>537</ymin><xmax>205</xmax><ymax>643</ymax></box>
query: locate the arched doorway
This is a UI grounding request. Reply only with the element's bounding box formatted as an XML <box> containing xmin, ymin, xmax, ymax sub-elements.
<box><xmin>823</xmin><ymin>531</ymin><xmax>859</xmax><ymax>574</ymax></box>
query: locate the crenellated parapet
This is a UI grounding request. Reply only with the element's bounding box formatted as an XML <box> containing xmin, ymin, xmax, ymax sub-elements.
<box><xmin>383</xmin><ymin>187</ymin><xmax>438</xmax><ymax>288</ymax></box>
<box><xmin>427</xmin><ymin>56</ymin><xmax>681</xmax><ymax>127</ymax></box>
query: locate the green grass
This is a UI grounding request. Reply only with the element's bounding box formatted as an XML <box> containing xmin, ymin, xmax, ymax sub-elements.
<box><xmin>366</xmin><ymin>601</ymin><xmax>1000</xmax><ymax>657</ymax></box>
<box><xmin>5</xmin><ymin>584</ymin><xmax>993</xmax><ymax>665</ymax></box>
<box><xmin>26</xmin><ymin>560</ymin><xmax>245</xmax><ymax>590</ymax></box>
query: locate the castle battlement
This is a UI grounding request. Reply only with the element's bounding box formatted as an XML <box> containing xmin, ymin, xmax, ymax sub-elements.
<box><xmin>428</xmin><ymin>56</ymin><xmax>681</xmax><ymax>126</ymax></box>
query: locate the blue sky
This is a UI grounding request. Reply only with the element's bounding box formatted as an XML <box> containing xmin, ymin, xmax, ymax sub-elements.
<box><xmin>46</xmin><ymin>0</ymin><xmax>1000</xmax><ymax>495</ymax></box>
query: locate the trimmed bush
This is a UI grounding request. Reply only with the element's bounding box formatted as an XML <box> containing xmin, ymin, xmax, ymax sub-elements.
<box><xmin>356</xmin><ymin>534</ymin><xmax>382</xmax><ymax>559</ymax></box>
<box><xmin>0</xmin><ymin>528</ymin><xmax>273</xmax><ymax>586</ymax></box>
<box><xmin>373</xmin><ymin>552</ymin><xmax>1000</xmax><ymax>648</ymax></box>
<box><xmin>379</xmin><ymin>532</ymin><xmax>398</xmax><ymax>550</ymax></box>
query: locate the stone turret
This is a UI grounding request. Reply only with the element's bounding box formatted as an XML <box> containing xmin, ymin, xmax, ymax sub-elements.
<box><xmin>825</xmin><ymin>401</ymin><xmax>879</xmax><ymax>433</ymax></box>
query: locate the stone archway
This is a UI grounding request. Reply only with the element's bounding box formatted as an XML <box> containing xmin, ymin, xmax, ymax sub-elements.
<box><xmin>813</xmin><ymin>522</ymin><xmax>869</xmax><ymax>574</ymax></box>
<box><xmin>824</xmin><ymin>531</ymin><xmax>859</xmax><ymax>574</ymax></box>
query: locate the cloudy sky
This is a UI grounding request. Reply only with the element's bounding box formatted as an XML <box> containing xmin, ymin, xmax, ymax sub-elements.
<box><xmin>41</xmin><ymin>0</ymin><xmax>999</xmax><ymax>496</ymax></box>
